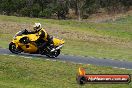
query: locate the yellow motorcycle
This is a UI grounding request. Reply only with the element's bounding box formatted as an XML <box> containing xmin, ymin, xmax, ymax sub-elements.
<box><xmin>9</xmin><ymin>29</ymin><xmax>65</xmax><ymax>58</ymax></box>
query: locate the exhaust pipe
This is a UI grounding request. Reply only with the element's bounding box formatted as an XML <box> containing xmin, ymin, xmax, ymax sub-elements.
<box><xmin>51</xmin><ymin>45</ymin><xmax>63</xmax><ymax>52</ymax></box>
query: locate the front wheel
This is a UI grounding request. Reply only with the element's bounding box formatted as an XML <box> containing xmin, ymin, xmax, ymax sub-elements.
<box><xmin>9</xmin><ymin>42</ymin><xmax>22</xmax><ymax>54</ymax></box>
<box><xmin>46</xmin><ymin>49</ymin><xmax>60</xmax><ymax>58</ymax></box>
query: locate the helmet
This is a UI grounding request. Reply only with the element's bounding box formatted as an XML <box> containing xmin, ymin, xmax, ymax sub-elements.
<box><xmin>33</xmin><ymin>23</ymin><xmax>41</xmax><ymax>31</ymax></box>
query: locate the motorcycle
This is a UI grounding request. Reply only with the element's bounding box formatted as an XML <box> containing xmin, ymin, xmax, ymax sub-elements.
<box><xmin>9</xmin><ymin>29</ymin><xmax>65</xmax><ymax>58</ymax></box>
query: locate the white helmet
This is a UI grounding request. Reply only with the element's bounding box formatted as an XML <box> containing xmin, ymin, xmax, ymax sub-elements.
<box><xmin>33</xmin><ymin>23</ymin><xmax>41</xmax><ymax>31</ymax></box>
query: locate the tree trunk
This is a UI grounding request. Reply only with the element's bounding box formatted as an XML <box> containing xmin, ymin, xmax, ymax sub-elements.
<box><xmin>75</xmin><ymin>0</ymin><xmax>78</xmax><ymax>15</ymax></box>
<box><xmin>78</xmin><ymin>7</ymin><xmax>81</xmax><ymax>21</ymax></box>
<box><xmin>77</xmin><ymin>0</ymin><xmax>85</xmax><ymax>21</ymax></box>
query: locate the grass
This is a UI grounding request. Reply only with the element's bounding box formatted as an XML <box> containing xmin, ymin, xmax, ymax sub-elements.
<box><xmin>0</xmin><ymin>55</ymin><xmax>132</xmax><ymax>88</ymax></box>
<box><xmin>0</xmin><ymin>15</ymin><xmax>132</xmax><ymax>61</ymax></box>
<box><xmin>63</xmin><ymin>40</ymin><xmax>132</xmax><ymax>60</ymax></box>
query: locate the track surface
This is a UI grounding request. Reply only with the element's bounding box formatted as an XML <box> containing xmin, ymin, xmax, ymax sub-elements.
<box><xmin>0</xmin><ymin>48</ymin><xmax>132</xmax><ymax>69</ymax></box>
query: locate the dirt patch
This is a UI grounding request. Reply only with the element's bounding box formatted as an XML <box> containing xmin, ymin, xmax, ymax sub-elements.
<box><xmin>0</xmin><ymin>21</ymin><xmax>131</xmax><ymax>49</ymax></box>
<box><xmin>46</xmin><ymin>26</ymin><xmax>132</xmax><ymax>48</ymax></box>
<box><xmin>0</xmin><ymin>21</ymin><xmax>33</xmax><ymax>34</ymax></box>
<box><xmin>85</xmin><ymin>10</ymin><xmax>132</xmax><ymax>23</ymax></box>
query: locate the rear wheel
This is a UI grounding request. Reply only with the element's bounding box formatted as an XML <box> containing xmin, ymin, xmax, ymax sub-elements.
<box><xmin>46</xmin><ymin>49</ymin><xmax>60</xmax><ymax>58</ymax></box>
<box><xmin>9</xmin><ymin>42</ymin><xmax>22</xmax><ymax>54</ymax></box>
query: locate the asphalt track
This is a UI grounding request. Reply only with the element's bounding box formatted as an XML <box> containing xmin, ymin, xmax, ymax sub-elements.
<box><xmin>0</xmin><ymin>48</ymin><xmax>132</xmax><ymax>69</ymax></box>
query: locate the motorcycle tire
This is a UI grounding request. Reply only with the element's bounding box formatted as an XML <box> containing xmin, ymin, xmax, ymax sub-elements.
<box><xmin>9</xmin><ymin>42</ymin><xmax>22</xmax><ymax>54</ymax></box>
<box><xmin>46</xmin><ymin>49</ymin><xmax>60</xmax><ymax>58</ymax></box>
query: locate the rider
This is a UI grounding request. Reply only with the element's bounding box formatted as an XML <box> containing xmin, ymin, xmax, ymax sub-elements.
<box><xmin>27</xmin><ymin>23</ymin><xmax>53</xmax><ymax>51</ymax></box>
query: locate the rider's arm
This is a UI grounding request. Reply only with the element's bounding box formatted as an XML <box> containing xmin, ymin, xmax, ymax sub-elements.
<box><xmin>39</xmin><ymin>29</ymin><xmax>51</xmax><ymax>40</ymax></box>
<box><xmin>39</xmin><ymin>29</ymin><xmax>53</xmax><ymax>43</ymax></box>
<box><xmin>39</xmin><ymin>30</ymin><xmax>45</xmax><ymax>38</ymax></box>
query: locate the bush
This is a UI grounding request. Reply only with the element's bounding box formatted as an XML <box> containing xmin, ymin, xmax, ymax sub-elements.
<box><xmin>39</xmin><ymin>9</ymin><xmax>53</xmax><ymax>18</ymax></box>
<box><xmin>31</xmin><ymin>4</ymin><xmax>41</xmax><ymax>17</ymax></box>
<box><xmin>20</xmin><ymin>7</ymin><xmax>31</xmax><ymax>17</ymax></box>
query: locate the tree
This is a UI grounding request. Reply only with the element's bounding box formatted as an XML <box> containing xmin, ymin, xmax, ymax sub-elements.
<box><xmin>55</xmin><ymin>0</ymin><xmax>69</xmax><ymax>19</ymax></box>
<box><xmin>0</xmin><ymin>0</ymin><xmax>131</xmax><ymax>19</ymax></box>
<box><xmin>76</xmin><ymin>0</ymin><xmax>86</xmax><ymax>21</ymax></box>
<box><xmin>82</xmin><ymin>0</ymin><xmax>100</xmax><ymax>18</ymax></box>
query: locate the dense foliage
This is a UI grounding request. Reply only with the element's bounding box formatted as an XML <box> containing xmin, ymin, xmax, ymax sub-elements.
<box><xmin>0</xmin><ymin>0</ymin><xmax>131</xmax><ymax>19</ymax></box>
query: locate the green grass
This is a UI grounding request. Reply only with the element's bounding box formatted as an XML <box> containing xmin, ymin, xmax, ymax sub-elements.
<box><xmin>0</xmin><ymin>15</ymin><xmax>132</xmax><ymax>61</ymax></box>
<box><xmin>0</xmin><ymin>55</ymin><xmax>132</xmax><ymax>88</ymax></box>
<box><xmin>62</xmin><ymin>40</ymin><xmax>132</xmax><ymax>60</ymax></box>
